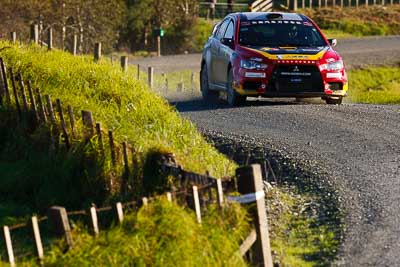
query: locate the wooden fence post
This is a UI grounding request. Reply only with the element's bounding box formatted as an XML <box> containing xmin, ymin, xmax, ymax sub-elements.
<box><xmin>17</xmin><ymin>74</ymin><xmax>29</xmax><ymax>112</ymax></box>
<box><xmin>190</xmin><ymin>72</ymin><xmax>195</xmax><ymax>91</ymax></box>
<box><xmin>216</xmin><ymin>179</ymin><xmax>224</xmax><ymax>207</ymax></box>
<box><xmin>96</xmin><ymin>123</ymin><xmax>104</xmax><ymax>155</ymax></box>
<box><xmin>177</xmin><ymin>82</ymin><xmax>184</xmax><ymax>92</ymax></box>
<box><xmin>90</xmin><ymin>206</ymin><xmax>99</xmax><ymax>235</ymax></box>
<box><xmin>121</xmin><ymin>56</ymin><xmax>128</xmax><ymax>72</ymax></box>
<box><xmin>27</xmin><ymin>81</ymin><xmax>39</xmax><ymax>122</ymax></box>
<box><xmin>236</xmin><ymin>164</ymin><xmax>273</xmax><ymax>267</ymax></box>
<box><xmin>3</xmin><ymin>226</ymin><xmax>15</xmax><ymax>266</ymax></box>
<box><xmin>68</xmin><ymin>105</ymin><xmax>75</xmax><ymax>137</ymax></box>
<box><xmin>193</xmin><ymin>186</ymin><xmax>202</xmax><ymax>223</ymax></box>
<box><xmin>82</xmin><ymin>110</ymin><xmax>94</xmax><ymax>139</ymax></box>
<box><xmin>94</xmin><ymin>42</ymin><xmax>101</xmax><ymax>62</ymax></box>
<box><xmin>0</xmin><ymin>58</ymin><xmax>11</xmax><ymax>106</ymax></box>
<box><xmin>10</xmin><ymin>32</ymin><xmax>17</xmax><ymax>44</ymax></box>
<box><xmin>73</xmin><ymin>34</ymin><xmax>77</xmax><ymax>56</ymax></box>
<box><xmin>45</xmin><ymin>95</ymin><xmax>57</xmax><ymax>127</ymax></box>
<box><xmin>142</xmin><ymin>197</ymin><xmax>148</xmax><ymax>206</ymax></box>
<box><xmin>36</xmin><ymin>89</ymin><xmax>47</xmax><ymax>123</ymax></box>
<box><xmin>31</xmin><ymin>216</ymin><xmax>44</xmax><ymax>261</ymax></box>
<box><xmin>115</xmin><ymin>202</ymin><xmax>124</xmax><ymax>223</ymax></box>
<box><xmin>48</xmin><ymin>27</ymin><xmax>53</xmax><ymax>50</ymax></box>
<box><xmin>108</xmin><ymin>130</ymin><xmax>116</xmax><ymax>166</ymax></box>
<box><xmin>148</xmin><ymin>67</ymin><xmax>154</xmax><ymax>88</ymax></box>
<box><xmin>122</xmin><ymin>142</ymin><xmax>129</xmax><ymax>172</ymax></box>
<box><xmin>30</xmin><ymin>24</ymin><xmax>39</xmax><ymax>44</ymax></box>
<box><xmin>166</xmin><ymin>192</ymin><xmax>172</xmax><ymax>202</ymax></box>
<box><xmin>48</xmin><ymin>206</ymin><xmax>73</xmax><ymax>249</ymax></box>
<box><xmin>137</xmin><ymin>64</ymin><xmax>140</xmax><ymax>80</ymax></box>
<box><xmin>9</xmin><ymin>68</ymin><xmax>22</xmax><ymax>119</ymax></box>
<box><xmin>56</xmin><ymin>99</ymin><xmax>70</xmax><ymax>149</ymax></box>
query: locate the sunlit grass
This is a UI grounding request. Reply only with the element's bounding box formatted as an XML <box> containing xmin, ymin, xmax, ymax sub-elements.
<box><xmin>0</xmin><ymin>41</ymin><xmax>233</xmax><ymax>178</ymax></box>
<box><xmin>348</xmin><ymin>67</ymin><xmax>400</xmax><ymax>104</ymax></box>
<box><xmin>0</xmin><ymin>200</ymin><xmax>250</xmax><ymax>267</ymax></box>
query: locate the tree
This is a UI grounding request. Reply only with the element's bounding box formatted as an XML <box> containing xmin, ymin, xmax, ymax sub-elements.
<box><xmin>0</xmin><ymin>0</ymin><xmax>126</xmax><ymax>53</ymax></box>
<box><xmin>124</xmin><ymin>0</ymin><xmax>199</xmax><ymax>53</ymax></box>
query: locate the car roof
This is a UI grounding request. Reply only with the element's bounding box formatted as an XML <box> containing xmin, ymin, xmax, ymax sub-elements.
<box><xmin>236</xmin><ymin>12</ymin><xmax>306</xmax><ymax>22</ymax></box>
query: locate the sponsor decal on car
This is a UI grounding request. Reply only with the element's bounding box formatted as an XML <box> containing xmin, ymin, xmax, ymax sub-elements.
<box><xmin>326</xmin><ymin>73</ymin><xmax>342</xmax><ymax>78</ymax></box>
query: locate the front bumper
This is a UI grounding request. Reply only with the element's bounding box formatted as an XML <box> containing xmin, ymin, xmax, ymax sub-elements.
<box><xmin>234</xmin><ymin>63</ymin><xmax>348</xmax><ymax>98</ymax></box>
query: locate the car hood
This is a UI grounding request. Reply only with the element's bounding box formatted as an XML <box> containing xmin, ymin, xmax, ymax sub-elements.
<box><xmin>237</xmin><ymin>45</ymin><xmax>334</xmax><ymax>61</ymax></box>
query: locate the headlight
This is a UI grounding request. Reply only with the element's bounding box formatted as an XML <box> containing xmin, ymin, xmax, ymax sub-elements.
<box><xmin>240</xmin><ymin>59</ymin><xmax>268</xmax><ymax>70</ymax></box>
<box><xmin>320</xmin><ymin>60</ymin><xmax>343</xmax><ymax>71</ymax></box>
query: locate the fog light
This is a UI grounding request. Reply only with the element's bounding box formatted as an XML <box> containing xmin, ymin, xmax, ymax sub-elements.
<box><xmin>327</xmin><ymin>83</ymin><xmax>342</xmax><ymax>91</ymax></box>
<box><xmin>261</xmin><ymin>84</ymin><xmax>266</xmax><ymax>89</ymax></box>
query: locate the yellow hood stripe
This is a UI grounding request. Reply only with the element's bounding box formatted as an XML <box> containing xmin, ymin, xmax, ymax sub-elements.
<box><xmin>244</xmin><ymin>47</ymin><xmax>328</xmax><ymax>61</ymax></box>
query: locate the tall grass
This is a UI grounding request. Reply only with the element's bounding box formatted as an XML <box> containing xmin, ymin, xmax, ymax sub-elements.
<box><xmin>0</xmin><ymin>200</ymin><xmax>250</xmax><ymax>267</ymax></box>
<box><xmin>0</xmin><ymin>41</ymin><xmax>234</xmax><ymax>178</ymax></box>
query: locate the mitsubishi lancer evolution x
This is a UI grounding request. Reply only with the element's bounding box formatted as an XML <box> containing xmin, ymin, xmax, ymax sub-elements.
<box><xmin>200</xmin><ymin>12</ymin><xmax>348</xmax><ymax>106</ymax></box>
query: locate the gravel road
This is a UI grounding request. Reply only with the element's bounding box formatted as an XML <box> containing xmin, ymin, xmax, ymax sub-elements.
<box><xmin>139</xmin><ymin>36</ymin><xmax>400</xmax><ymax>265</ymax></box>
<box><xmin>172</xmin><ymin>97</ymin><xmax>400</xmax><ymax>266</ymax></box>
<box><xmin>130</xmin><ymin>36</ymin><xmax>400</xmax><ymax>73</ymax></box>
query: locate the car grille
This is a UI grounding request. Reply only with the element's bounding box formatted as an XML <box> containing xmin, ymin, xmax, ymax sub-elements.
<box><xmin>269</xmin><ymin>65</ymin><xmax>324</xmax><ymax>93</ymax></box>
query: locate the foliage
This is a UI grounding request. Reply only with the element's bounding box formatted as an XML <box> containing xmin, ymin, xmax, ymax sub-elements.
<box><xmin>0</xmin><ymin>0</ymin><xmax>126</xmax><ymax>53</ymax></box>
<box><xmin>123</xmin><ymin>0</ymin><xmax>199</xmax><ymax>53</ymax></box>
<box><xmin>190</xmin><ymin>18</ymin><xmax>214</xmax><ymax>52</ymax></box>
<box><xmin>348</xmin><ymin>67</ymin><xmax>400</xmax><ymax>104</ymax></box>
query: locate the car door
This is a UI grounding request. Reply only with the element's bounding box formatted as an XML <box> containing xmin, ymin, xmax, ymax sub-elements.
<box><xmin>217</xmin><ymin>19</ymin><xmax>235</xmax><ymax>85</ymax></box>
<box><xmin>209</xmin><ymin>19</ymin><xmax>230</xmax><ymax>85</ymax></box>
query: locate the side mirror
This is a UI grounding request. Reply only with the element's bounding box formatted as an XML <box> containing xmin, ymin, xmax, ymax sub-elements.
<box><xmin>221</xmin><ymin>38</ymin><xmax>234</xmax><ymax>49</ymax></box>
<box><xmin>328</xmin><ymin>38</ymin><xmax>337</xmax><ymax>47</ymax></box>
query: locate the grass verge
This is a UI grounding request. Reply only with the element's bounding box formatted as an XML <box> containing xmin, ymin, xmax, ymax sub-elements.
<box><xmin>348</xmin><ymin>66</ymin><xmax>400</xmax><ymax>104</ymax></box>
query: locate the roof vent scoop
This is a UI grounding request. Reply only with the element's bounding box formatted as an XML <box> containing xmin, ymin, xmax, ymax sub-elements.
<box><xmin>266</xmin><ymin>13</ymin><xmax>283</xmax><ymax>20</ymax></box>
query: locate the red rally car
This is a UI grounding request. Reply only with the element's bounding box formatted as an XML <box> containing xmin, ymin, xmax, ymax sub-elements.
<box><xmin>200</xmin><ymin>12</ymin><xmax>348</xmax><ymax>106</ymax></box>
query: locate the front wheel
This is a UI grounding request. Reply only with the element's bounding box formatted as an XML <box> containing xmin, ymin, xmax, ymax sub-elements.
<box><xmin>325</xmin><ymin>97</ymin><xmax>343</xmax><ymax>105</ymax></box>
<box><xmin>227</xmin><ymin>69</ymin><xmax>246</xmax><ymax>107</ymax></box>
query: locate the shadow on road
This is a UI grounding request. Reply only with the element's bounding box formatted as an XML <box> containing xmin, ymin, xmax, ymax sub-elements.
<box><xmin>170</xmin><ymin>97</ymin><xmax>303</xmax><ymax>113</ymax></box>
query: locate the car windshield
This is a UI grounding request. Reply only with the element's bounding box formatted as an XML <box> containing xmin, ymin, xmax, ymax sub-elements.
<box><xmin>239</xmin><ymin>21</ymin><xmax>327</xmax><ymax>47</ymax></box>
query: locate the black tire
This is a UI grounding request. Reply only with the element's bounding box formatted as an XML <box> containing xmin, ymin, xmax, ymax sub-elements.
<box><xmin>200</xmin><ymin>64</ymin><xmax>218</xmax><ymax>101</ymax></box>
<box><xmin>227</xmin><ymin>68</ymin><xmax>246</xmax><ymax>107</ymax></box>
<box><xmin>325</xmin><ymin>97</ymin><xmax>343</xmax><ymax>105</ymax></box>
